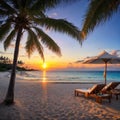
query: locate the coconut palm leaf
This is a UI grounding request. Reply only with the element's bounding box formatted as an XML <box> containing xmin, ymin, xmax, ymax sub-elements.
<box><xmin>0</xmin><ymin>22</ymin><xmax>11</xmax><ymax>41</ymax></box>
<box><xmin>30</xmin><ymin>0</ymin><xmax>76</xmax><ymax>11</ymax></box>
<box><xmin>0</xmin><ymin>9</ymin><xmax>8</xmax><ymax>16</ymax></box>
<box><xmin>28</xmin><ymin>9</ymin><xmax>46</xmax><ymax>18</ymax></box>
<box><xmin>25</xmin><ymin>30</ymin><xmax>37</xmax><ymax>57</ymax></box>
<box><xmin>0</xmin><ymin>0</ymin><xmax>17</xmax><ymax>14</ymax></box>
<box><xmin>34</xmin><ymin>39</ymin><xmax>45</xmax><ymax>61</ymax></box>
<box><xmin>26</xmin><ymin>28</ymin><xmax>44</xmax><ymax>60</ymax></box>
<box><xmin>4</xmin><ymin>29</ymin><xmax>17</xmax><ymax>50</ymax></box>
<box><xmin>34</xmin><ymin>17</ymin><xmax>81</xmax><ymax>43</ymax></box>
<box><xmin>0</xmin><ymin>20</ymin><xmax>3</xmax><ymax>25</ymax></box>
<box><xmin>82</xmin><ymin>0</ymin><xmax>120</xmax><ymax>38</ymax></box>
<box><xmin>34</xmin><ymin>27</ymin><xmax>61</xmax><ymax>56</ymax></box>
<box><xmin>8</xmin><ymin>0</ymin><xmax>19</xmax><ymax>10</ymax></box>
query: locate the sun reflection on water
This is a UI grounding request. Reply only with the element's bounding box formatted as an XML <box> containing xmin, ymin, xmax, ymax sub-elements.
<box><xmin>41</xmin><ymin>70</ymin><xmax>48</xmax><ymax>102</ymax></box>
<box><xmin>42</xmin><ymin>70</ymin><xmax>47</xmax><ymax>82</ymax></box>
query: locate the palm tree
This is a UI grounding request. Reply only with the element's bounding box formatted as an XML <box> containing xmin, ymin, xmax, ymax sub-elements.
<box><xmin>81</xmin><ymin>0</ymin><xmax>120</xmax><ymax>39</ymax></box>
<box><xmin>0</xmin><ymin>0</ymin><xmax>81</xmax><ymax>105</ymax></box>
<box><xmin>17</xmin><ymin>60</ymin><xmax>24</xmax><ymax>66</ymax></box>
<box><xmin>0</xmin><ymin>56</ymin><xmax>4</xmax><ymax>63</ymax></box>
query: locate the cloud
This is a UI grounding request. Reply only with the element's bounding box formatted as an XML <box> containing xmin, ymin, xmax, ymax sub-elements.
<box><xmin>110</xmin><ymin>50</ymin><xmax>120</xmax><ymax>56</ymax></box>
<box><xmin>9</xmin><ymin>44</ymin><xmax>15</xmax><ymax>48</ymax></box>
<box><xmin>0</xmin><ymin>51</ymin><xmax>4</xmax><ymax>54</ymax></box>
<box><xmin>75</xmin><ymin>56</ymin><xmax>95</xmax><ymax>64</ymax></box>
<box><xmin>74</xmin><ymin>60</ymin><xmax>83</xmax><ymax>63</ymax></box>
<box><xmin>50</xmin><ymin>55</ymin><xmax>56</xmax><ymax>58</ymax></box>
<box><xmin>49</xmin><ymin>12</ymin><xmax>58</xmax><ymax>18</ymax></box>
<box><xmin>67</xmin><ymin>62</ymin><xmax>73</xmax><ymax>67</ymax></box>
<box><xmin>52</xmin><ymin>12</ymin><xmax>58</xmax><ymax>16</ymax></box>
<box><xmin>19</xmin><ymin>54</ymin><xmax>27</xmax><ymax>57</ymax></box>
<box><xmin>0</xmin><ymin>51</ymin><xmax>12</xmax><ymax>55</ymax></box>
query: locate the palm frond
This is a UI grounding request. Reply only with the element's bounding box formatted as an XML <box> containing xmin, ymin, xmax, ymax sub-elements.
<box><xmin>30</xmin><ymin>0</ymin><xmax>78</xmax><ymax>11</ymax></box>
<box><xmin>34</xmin><ymin>17</ymin><xmax>82</xmax><ymax>44</ymax></box>
<box><xmin>29</xmin><ymin>29</ymin><xmax>45</xmax><ymax>61</ymax></box>
<box><xmin>82</xmin><ymin>0</ymin><xmax>120</xmax><ymax>38</ymax></box>
<box><xmin>29</xmin><ymin>10</ymin><xmax>46</xmax><ymax>18</ymax></box>
<box><xmin>0</xmin><ymin>9</ymin><xmax>8</xmax><ymax>16</ymax></box>
<box><xmin>4</xmin><ymin>29</ymin><xmax>17</xmax><ymax>50</ymax></box>
<box><xmin>18</xmin><ymin>0</ymin><xmax>34</xmax><ymax>9</ymax></box>
<box><xmin>0</xmin><ymin>11</ymin><xmax>8</xmax><ymax>20</ymax></box>
<box><xmin>0</xmin><ymin>22</ymin><xmax>11</xmax><ymax>41</ymax></box>
<box><xmin>25</xmin><ymin>32</ymin><xmax>36</xmax><ymax>57</ymax></box>
<box><xmin>8</xmin><ymin>0</ymin><xmax>20</xmax><ymax>10</ymax></box>
<box><xmin>34</xmin><ymin>26</ymin><xmax>61</xmax><ymax>56</ymax></box>
<box><xmin>0</xmin><ymin>0</ymin><xmax>17</xmax><ymax>14</ymax></box>
<box><xmin>0</xmin><ymin>20</ymin><xmax>3</xmax><ymax>25</ymax></box>
<box><xmin>26</xmin><ymin>28</ymin><xmax>44</xmax><ymax>60</ymax></box>
<box><xmin>9</xmin><ymin>0</ymin><xmax>29</xmax><ymax>11</ymax></box>
<box><xmin>30</xmin><ymin>0</ymin><xmax>58</xmax><ymax>11</ymax></box>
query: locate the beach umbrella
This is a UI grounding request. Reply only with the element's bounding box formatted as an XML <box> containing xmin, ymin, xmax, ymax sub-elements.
<box><xmin>83</xmin><ymin>51</ymin><xmax>120</xmax><ymax>84</ymax></box>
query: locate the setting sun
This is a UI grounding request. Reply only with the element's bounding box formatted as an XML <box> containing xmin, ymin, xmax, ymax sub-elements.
<box><xmin>42</xmin><ymin>62</ymin><xmax>47</xmax><ymax>69</ymax></box>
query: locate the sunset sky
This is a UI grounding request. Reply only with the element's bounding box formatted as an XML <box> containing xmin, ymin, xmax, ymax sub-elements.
<box><xmin>0</xmin><ymin>1</ymin><xmax>120</xmax><ymax>71</ymax></box>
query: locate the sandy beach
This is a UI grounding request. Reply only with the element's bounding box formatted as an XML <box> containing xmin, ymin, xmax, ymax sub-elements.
<box><xmin>0</xmin><ymin>72</ymin><xmax>120</xmax><ymax>120</ymax></box>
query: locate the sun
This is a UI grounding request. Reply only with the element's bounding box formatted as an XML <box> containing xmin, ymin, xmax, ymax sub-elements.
<box><xmin>42</xmin><ymin>62</ymin><xmax>47</xmax><ymax>69</ymax></box>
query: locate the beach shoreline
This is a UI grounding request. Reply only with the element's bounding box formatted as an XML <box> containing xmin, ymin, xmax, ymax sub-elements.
<box><xmin>0</xmin><ymin>72</ymin><xmax>120</xmax><ymax>120</ymax></box>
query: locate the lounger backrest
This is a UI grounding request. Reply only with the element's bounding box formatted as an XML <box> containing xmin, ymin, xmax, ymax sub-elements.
<box><xmin>101</xmin><ymin>82</ymin><xmax>120</xmax><ymax>92</ymax></box>
<box><xmin>89</xmin><ymin>84</ymin><xmax>105</xmax><ymax>94</ymax></box>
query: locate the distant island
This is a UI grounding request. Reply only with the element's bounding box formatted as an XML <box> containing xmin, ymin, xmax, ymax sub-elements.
<box><xmin>0</xmin><ymin>56</ymin><xmax>35</xmax><ymax>71</ymax></box>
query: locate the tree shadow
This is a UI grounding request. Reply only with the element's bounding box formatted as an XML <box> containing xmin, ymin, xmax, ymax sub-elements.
<box><xmin>0</xmin><ymin>100</ymin><xmax>24</xmax><ymax>120</ymax></box>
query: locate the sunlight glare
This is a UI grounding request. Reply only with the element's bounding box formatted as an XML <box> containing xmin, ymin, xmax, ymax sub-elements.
<box><xmin>42</xmin><ymin>62</ymin><xmax>47</xmax><ymax>69</ymax></box>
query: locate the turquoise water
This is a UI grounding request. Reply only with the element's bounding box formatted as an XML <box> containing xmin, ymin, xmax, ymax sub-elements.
<box><xmin>20</xmin><ymin>71</ymin><xmax>120</xmax><ymax>83</ymax></box>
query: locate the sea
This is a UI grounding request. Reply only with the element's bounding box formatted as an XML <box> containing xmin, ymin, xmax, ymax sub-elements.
<box><xmin>17</xmin><ymin>71</ymin><xmax>120</xmax><ymax>83</ymax></box>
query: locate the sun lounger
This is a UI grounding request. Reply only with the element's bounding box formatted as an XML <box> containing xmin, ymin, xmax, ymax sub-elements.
<box><xmin>101</xmin><ymin>82</ymin><xmax>120</xmax><ymax>100</ymax></box>
<box><xmin>75</xmin><ymin>84</ymin><xmax>105</xmax><ymax>97</ymax></box>
<box><xmin>74</xmin><ymin>84</ymin><xmax>113</xmax><ymax>103</ymax></box>
<box><xmin>101</xmin><ymin>82</ymin><xmax>120</xmax><ymax>93</ymax></box>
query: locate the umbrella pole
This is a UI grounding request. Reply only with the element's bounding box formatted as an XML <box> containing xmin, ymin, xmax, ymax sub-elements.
<box><xmin>104</xmin><ymin>62</ymin><xmax>107</xmax><ymax>85</ymax></box>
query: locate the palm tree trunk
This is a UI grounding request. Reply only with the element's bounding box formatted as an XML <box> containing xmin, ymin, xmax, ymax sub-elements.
<box><xmin>4</xmin><ymin>27</ymin><xmax>23</xmax><ymax>105</ymax></box>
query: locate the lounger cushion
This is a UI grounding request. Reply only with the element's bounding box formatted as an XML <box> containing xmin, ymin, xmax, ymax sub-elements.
<box><xmin>75</xmin><ymin>89</ymin><xmax>91</xmax><ymax>93</ymax></box>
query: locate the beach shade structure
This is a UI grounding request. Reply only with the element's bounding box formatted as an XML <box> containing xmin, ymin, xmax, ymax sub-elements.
<box><xmin>83</xmin><ymin>51</ymin><xmax>120</xmax><ymax>85</ymax></box>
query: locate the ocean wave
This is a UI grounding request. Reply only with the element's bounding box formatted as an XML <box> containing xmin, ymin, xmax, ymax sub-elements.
<box><xmin>15</xmin><ymin>71</ymin><xmax>120</xmax><ymax>83</ymax></box>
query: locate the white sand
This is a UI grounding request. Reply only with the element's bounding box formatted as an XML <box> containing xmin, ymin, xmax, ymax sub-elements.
<box><xmin>0</xmin><ymin>72</ymin><xmax>120</xmax><ymax>120</ymax></box>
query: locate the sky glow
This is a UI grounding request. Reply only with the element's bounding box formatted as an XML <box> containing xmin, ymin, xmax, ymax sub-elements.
<box><xmin>0</xmin><ymin>1</ymin><xmax>120</xmax><ymax>71</ymax></box>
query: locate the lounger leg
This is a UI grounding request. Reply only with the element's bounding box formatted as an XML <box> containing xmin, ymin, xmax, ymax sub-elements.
<box><xmin>109</xmin><ymin>97</ymin><xmax>111</xmax><ymax>103</ymax></box>
<box><xmin>96</xmin><ymin>97</ymin><xmax>102</xmax><ymax>103</ymax></box>
<box><xmin>75</xmin><ymin>90</ymin><xmax>78</xmax><ymax>96</ymax></box>
<box><xmin>75</xmin><ymin>90</ymin><xmax>76</xmax><ymax>96</ymax></box>
<box><xmin>116</xmin><ymin>95</ymin><xmax>118</xmax><ymax>100</ymax></box>
<box><xmin>85</xmin><ymin>93</ymin><xmax>89</xmax><ymax>97</ymax></box>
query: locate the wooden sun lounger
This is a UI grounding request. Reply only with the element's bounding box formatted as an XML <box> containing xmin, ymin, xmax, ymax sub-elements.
<box><xmin>74</xmin><ymin>84</ymin><xmax>112</xmax><ymax>103</ymax></box>
<box><xmin>101</xmin><ymin>82</ymin><xmax>120</xmax><ymax>100</ymax></box>
<box><xmin>101</xmin><ymin>82</ymin><xmax>120</xmax><ymax>93</ymax></box>
<box><xmin>75</xmin><ymin>84</ymin><xmax>105</xmax><ymax>97</ymax></box>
